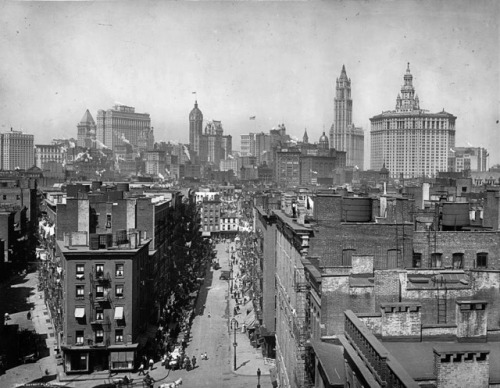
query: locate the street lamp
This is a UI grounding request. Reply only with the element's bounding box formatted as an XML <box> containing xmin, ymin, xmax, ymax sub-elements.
<box><xmin>257</xmin><ymin>368</ymin><xmax>261</xmax><ymax>388</ymax></box>
<box><xmin>230</xmin><ymin>317</ymin><xmax>239</xmax><ymax>371</ymax></box>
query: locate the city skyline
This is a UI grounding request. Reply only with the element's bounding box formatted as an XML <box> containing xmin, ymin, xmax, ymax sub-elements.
<box><xmin>0</xmin><ymin>0</ymin><xmax>498</xmax><ymax>168</ymax></box>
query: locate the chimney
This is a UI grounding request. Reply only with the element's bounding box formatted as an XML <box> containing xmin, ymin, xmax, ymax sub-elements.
<box><xmin>455</xmin><ymin>300</ymin><xmax>488</xmax><ymax>342</ymax></box>
<box><xmin>380</xmin><ymin>302</ymin><xmax>421</xmax><ymax>341</ymax></box>
<box><xmin>433</xmin><ymin>345</ymin><xmax>489</xmax><ymax>388</ymax></box>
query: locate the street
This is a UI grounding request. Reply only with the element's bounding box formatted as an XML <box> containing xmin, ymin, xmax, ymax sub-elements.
<box><xmin>0</xmin><ymin>241</ymin><xmax>271</xmax><ymax>388</ymax></box>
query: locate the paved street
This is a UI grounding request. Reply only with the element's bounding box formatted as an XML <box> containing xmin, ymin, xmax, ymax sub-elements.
<box><xmin>0</xmin><ymin>241</ymin><xmax>273</xmax><ymax>388</ymax></box>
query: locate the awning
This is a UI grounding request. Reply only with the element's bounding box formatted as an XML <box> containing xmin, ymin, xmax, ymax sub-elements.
<box><xmin>75</xmin><ymin>308</ymin><xmax>85</xmax><ymax>318</ymax></box>
<box><xmin>114</xmin><ymin>307</ymin><xmax>124</xmax><ymax>320</ymax></box>
<box><xmin>244</xmin><ymin>309</ymin><xmax>256</xmax><ymax>327</ymax></box>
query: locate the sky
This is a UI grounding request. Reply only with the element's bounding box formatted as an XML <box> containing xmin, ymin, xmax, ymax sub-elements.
<box><xmin>0</xmin><ymin>0</ymin><xmax>498</xmax><ymax>169</ymax></box>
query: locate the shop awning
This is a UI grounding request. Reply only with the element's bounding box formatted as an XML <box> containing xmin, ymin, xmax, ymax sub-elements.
<box><xmin>244</xmin><ymin>309</ymin><xmax>256</xmax><ymax>327</ymax></box>
<box><xmin>114</xmin><ymin>307</ymin><xmax>124</xmax><ymax>320</ymax></box>
<box><xmin>75</xmin><ymin>308</ymin><xmax>85</xmax><ymax>318</ymax></box>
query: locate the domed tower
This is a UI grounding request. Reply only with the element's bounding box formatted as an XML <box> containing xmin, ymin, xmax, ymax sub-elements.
<box><xmin>189</xmin><ymin>100</ymin><xmax>203</xmax><ymax>154</ymax></box>
<box><xmin>319</xmin><ymin>131</ymin><xmax>329</xmax><ymax>150</ymax></box>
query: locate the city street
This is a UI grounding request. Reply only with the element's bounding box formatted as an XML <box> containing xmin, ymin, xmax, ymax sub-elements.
<box><xmin>0</xmin><ymin>241</ymin><xmax>271</xmax><ymax>388</ymax></box>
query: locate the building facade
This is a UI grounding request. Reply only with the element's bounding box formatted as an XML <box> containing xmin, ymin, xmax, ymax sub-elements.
<box><xmin>189</xmin><ymin>101</ymin><xmax>203</xmax><ymax>156</ymax></box>
<box><xmin>96</xmin><ymin>105</ymin><xmax>152</xmax><ymax>152</ymax></box>
<box><xmin>1</xmin><ymin>130</ymin><xmax>34</xmax><ymax>171</ymax></box>
<box><xmin>77</xmin><ymin>109</ymin><xmax>97</xmax><ymax>148</ymax></box>
<box><xmin>35</xmin><ymin>144</ymin><xmax>65</xmax><ymax>170</ymax></box>
<box><xmin>329</xmin><ymin>65</ymin><xmax>364</xmax><ymax>169</ymax></box>
<box><xmin>451</xmin><ymin>147</ymin><xmax>489</xmax><ymax>172</ymax></box>
<box><xmin>370</xmin><ymin>64</ymin><xmax>457</xmax><ymax>179</ymax></box>
<box><xmin>59</xmin><ymin>231</ymin><xmax>150</xmax><ymax>374</ymax></box>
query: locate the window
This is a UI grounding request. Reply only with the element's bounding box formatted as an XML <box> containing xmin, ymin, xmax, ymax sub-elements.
<box><xmin>342</xmin><ymin>249</ymin><xmax>354</xmax><ymax>266</ymax></box>
<box><xmin>452</xmin><ymin>253</ymin><xmax>464</xmax><ymax>269</ymax></box>
<box><xmin>477</xmin><ymin>252</ymin><xmax>488</xmax><ymax>268</ymax></box>
<box><xmin>431</xmin><ymin>253</ymin><xmax>442</xmax><ymax>268</ymax></box>
<box><xmin>76</xmin><ymin>285</ymin><xmax>85</xmax><ymax>298</ymax></box>
<box><xmin>95</xmin><ymin>307</ymin><xmax>104</xmax><ymax>321</ymax></box>
<box><xmin>76</xmin><ymin>264</ymin><xmax>85</xmax><ymax>279</ymax></box>
<box><xmin>412</xmin><ymin>253</ymin><xmax>422</xmax><ymax>268</ymax></box>
<box><xmin>106</xmin><ymin>214</ymin><xmax>112</xmax><ymax>228</ymax></box>
<box><xmin>76</xmin><ymin>331</ymin><xmax>84</xmax><ymax>345</ymax></box>
<box><xmin>115</xmin><ymin>329</ymin><xmax>123</xmax><ymax>343</ymax></box>
<box><xmin>115</xmin><ymin>284</ymin><xmax>124</xmax><ymax>298</ymax></box>
<box><xmin>115</xmin><ymin>264</ymin><xmax>124</xmax><ymax>278</ymax></box>
<box><xmin>95</xmin><ymin>330</ymin><xmax>104</xmax><ymax>344</ymax></box>
<box><xmin>96</xmin><ymin>285</ymin><xmax>104</xmax><ymax>298</ymax></box>
<box><xmin>96</xmin><ymin>264</ymin><xmax>104</xmax><ymax>278</ymax></box>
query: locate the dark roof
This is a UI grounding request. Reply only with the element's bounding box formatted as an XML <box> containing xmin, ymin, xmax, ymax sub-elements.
<box><xmin>310</xmin><ymin>340</ymin><xmax>345</xmax><ymax>386</ymax></box>
<box><xmin>383</xmin><ymin>341</ymin><xmax>500</xmax><ymax>383</ymax></box>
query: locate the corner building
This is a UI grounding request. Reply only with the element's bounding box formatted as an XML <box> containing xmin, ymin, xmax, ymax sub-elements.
<box><xmin>370</xmin><ymin>64</ymin><xmax>456</xmax><ymax>178</ymax></box>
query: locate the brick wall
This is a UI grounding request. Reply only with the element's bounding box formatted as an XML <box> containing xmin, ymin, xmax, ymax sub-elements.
<box><xmin>413</xmin><ymin>230</ymin><xmax>500</xmax><ymax>269</ymax></box>
<box><xmin>455</xmin><ymin>300</ymin><xmax>488</xmax><ymax>341</ymax></box>
<box><xmin>374</xmin><ymin>270</ymin><xmax>401</xmax><ymax>307</ymax></box>
<box><xmin>56</xmin><ymin>199</ymin><xmax>82</xmax><ymax>240</ymax></box>
<box><xmin>434</xmin><ymin>348</ymin><xmax>489</xmax><ymax>388</ymax></box>
<box><xmin>310</xmin><ymin>223</ymin><xmax>413</xmax><ymax>268</ymax></box>
<box><xmin>380</xmin><ymin>302</ymin><xmax>421</xmax><ymax>340</ymax></box>
<box><xmin>483</xmin><ymin>190</ymin><xmax>500</xmax><ymax>230</ymax></box>
<box><xmin>358</xmin><ymin>313</ymin><xmax>382</xmax><ymax>335</ymax></box>
<box><xmin>471</xmin><ymin>270</ymin><xmax>500</xmax><ymax>329</ymax></box>
<box><xmin>352</xmin><ymin>255</ymin><xmax>373</xmax><ymax>274</ymax></box>
<box><xmin>312</xmin><ymin>194</ymin><xmax>343</xmax><ymax>223</ymax></box>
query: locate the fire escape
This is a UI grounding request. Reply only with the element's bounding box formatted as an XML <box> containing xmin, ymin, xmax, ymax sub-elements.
<box><xmin>89</xmin><ymin>267</ymin><xmax>112</xmax><ymax>347</ymax></box>
<box><xmin>294</xmin><ymin>268</ymin><xmax>313</xmax><ymax>388</ymax></box>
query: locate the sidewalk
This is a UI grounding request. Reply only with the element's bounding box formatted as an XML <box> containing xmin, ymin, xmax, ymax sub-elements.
<box><xmin>225</xmin><ymin>242</ymin><xmax>272</xmax><ymax>377</ymax></box>
<box><xmin>0</xmin><ymin>270</ymin><xmax>59</xmax><ymax>388</ymax></box>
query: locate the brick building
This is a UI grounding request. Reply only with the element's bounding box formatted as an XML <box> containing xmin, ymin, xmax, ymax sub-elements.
<box><xmin>60</xmin><ymin>231</ymin><xmax>150</xmax><ymax>373</ymax></box>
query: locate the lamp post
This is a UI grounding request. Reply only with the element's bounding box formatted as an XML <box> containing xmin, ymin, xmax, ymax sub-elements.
<box><xmin>257</xmin><ymin>368</ymin><xmax>261</xmax><ymax>388</ymax></box>
<box><xmin>230</xmin><ymin>317</ymin><xmax>239</xmax><ymax>370</ymax></box>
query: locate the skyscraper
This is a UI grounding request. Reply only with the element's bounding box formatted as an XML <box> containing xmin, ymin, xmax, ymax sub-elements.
<box><xmin>330</xmin><ymin>65</ymin><xmax>364</xmax><ymax>168</ymax></box>
<box><xmin>370</xmin><ymin>64</ymin><xmax>456</xmax><ymax>179</ymax></box>
<box><xmin>77</xmin><ymin>109</ymin><xmax>97</xmax><ymax>148</ymax></box>
<box><xmin>1</xmin><ymin>130</ymin><xmax>34</xmax><ymax>170</ymax></box>
<box><xmin>96</xmin><ymin>105</ymin><xmax>152</xmax><ymax>152</ymax></box>
<box><xmin>189</xmin><ymin>100</ymin><xmax>203</xmax><ymax>155</ymax></box>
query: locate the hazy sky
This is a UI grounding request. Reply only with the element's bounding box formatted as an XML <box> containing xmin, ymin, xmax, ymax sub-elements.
<box><xmin>0</xmin><ymin>0</ymin><xmax>499</xmax><ymax>168</ymax></box>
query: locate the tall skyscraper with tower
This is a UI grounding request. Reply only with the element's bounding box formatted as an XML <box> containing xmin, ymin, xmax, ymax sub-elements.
<box><xmin>370</xmin><ymin>64</ymin><xmax>456</xmax><ymax>178</ymax></box>
<box><xmin>189</xmin><ymin>100</ymin><xmax>203</xmax><ymax>155</ymax></box>
<box><xmin>329</xmin><ymin>65</ymin><xmax>364</xmax><ymax>169</ymax></box>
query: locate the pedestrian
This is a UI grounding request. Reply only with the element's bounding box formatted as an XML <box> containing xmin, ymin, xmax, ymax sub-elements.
<box><xmin>149</xmin><ymin>357</ymin><xmax>154</xmax><ymax>371</ymax></box>
<box><xmin>138</xmin><ymin>363</ymin><xmax>145</xmax><ymax>375</ymax></box>
<box><xmin>27</xmin><ymin>311</ymin><xmax>31</xmax><ymax>320</ymax></box>
<box><xmin>192</xmin><ymin>355</ymin><xmax>197</xmax><ymax>369</ymax></box>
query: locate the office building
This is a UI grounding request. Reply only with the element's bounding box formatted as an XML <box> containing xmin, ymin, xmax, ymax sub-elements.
<box><xmin>451</xmin><ymin>147</ymin><xmax>489</xmax><ymax>172</ymax></box>
<box><xmin>77</xmin><ymin>109</ymin><xmax>97</xmax><ymax>148</ymax></box>
<box><xmin>370</xmin><ymin>64</ymin><xmax>456</xmax><ymax>178</ymax></box>
<box><xmin>329</xmin><ymin>65</ymin><xmax>364</xmax><ymax>168</ymax></box>
<box><xmin>189</xmin><ymin>101</ymin><xmax>203</xmax><ymax>155</ymax></box>
<box><xmin>1</xmin><ymin>130</ymin><xmax>34</xmax><ymax>170</ymax></box>
<box><xmin>96</xmin><ymin>105</ymin><xmax>152</xmax><ymax>152</ymax></box>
